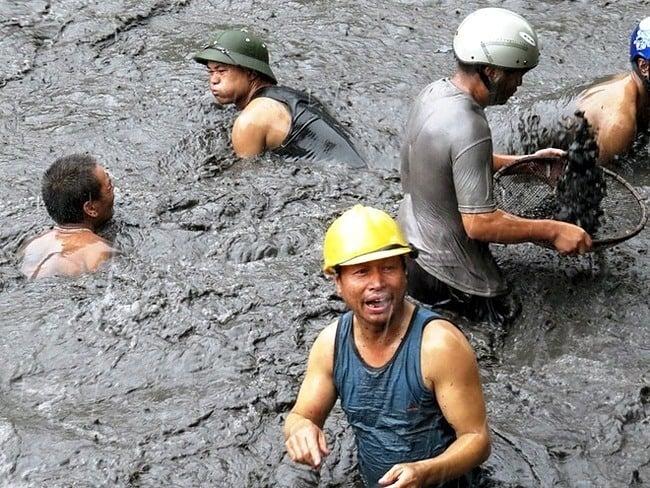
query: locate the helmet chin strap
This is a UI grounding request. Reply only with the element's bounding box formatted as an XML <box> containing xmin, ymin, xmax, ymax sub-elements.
<box><xmin>479</xmin><ymin>67</ymin><xmax>509</xmax><ymax>105</ymax></box>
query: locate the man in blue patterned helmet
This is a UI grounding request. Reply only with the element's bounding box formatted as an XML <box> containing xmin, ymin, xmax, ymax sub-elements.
<box><xmin>498</xmin><ymin>17</ymin><xmax>650</xmax><ymax>164</ymax></box>
<box><xmin>567</xmin><ymin>17</ymin><xmax>650</xmax><ymax>162</ymax></box>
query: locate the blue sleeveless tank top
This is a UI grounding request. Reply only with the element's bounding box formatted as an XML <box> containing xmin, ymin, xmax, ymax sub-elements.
<box><xmin>333</xmin><ymin>307</ymin><xmax>459</xmax><ymax>487</ymax></box>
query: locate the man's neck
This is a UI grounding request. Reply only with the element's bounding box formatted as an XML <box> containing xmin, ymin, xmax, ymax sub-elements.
<box><xmin>237</xmin><ymin>79</ymin><xmax>274</xmax><ymax>110</ymax></box>
<box><xmin>56</xmin><ymin>222</ymin><xmax>96</xmax><ymax>232</ymax></box>
<box><xmin>353</xmin><ymin>300</ymin><xmax>415</xmax><ymax>346</ymax></box>
<box><xmin>451</xmin><ymin>70</ymin><xmax>489</xmax><ymax>107</ymax></box>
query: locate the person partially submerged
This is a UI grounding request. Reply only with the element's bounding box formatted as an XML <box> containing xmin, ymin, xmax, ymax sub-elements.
<box><xmin>495</xmin><ymin>17</ymin><xmax>650</xmax><ymax>164</ymax></box>
<box><xmin>19</xmin><ymin>154</ymin><xmax>116</xmax><ymax>279</ymax></box>
<box><xmin>193</xmin><ymin>28</ymin><xmax>367</xmax><ymax>167</ymax></box>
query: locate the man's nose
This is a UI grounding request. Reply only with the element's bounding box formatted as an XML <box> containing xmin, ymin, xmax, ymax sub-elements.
<box><xmin>367</xmin><ymin>268</ymin><xmax>385</xmax><ymax>288</ymax></box>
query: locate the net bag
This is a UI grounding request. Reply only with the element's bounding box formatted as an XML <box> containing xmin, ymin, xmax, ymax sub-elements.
<box><xmin>493</xmin><ymin>156</ymin><xmax>647</xmax><ymax>250</ymax></box>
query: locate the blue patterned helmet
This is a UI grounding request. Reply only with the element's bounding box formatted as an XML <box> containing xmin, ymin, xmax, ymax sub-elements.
<box><xmin>630</xmin><ymin>17</ymin><xmax>650</xmax><ymax>62</ymax></box>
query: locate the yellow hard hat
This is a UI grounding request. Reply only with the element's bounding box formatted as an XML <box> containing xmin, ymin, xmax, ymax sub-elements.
<box><xmin>322</xmin><ymin>204</ymin><xmax>414</xmax><ymax>274</ymax></box>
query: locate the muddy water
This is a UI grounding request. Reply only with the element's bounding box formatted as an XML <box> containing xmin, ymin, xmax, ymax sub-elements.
<box><xmin>0</xmin><ymin>1</ymin><xmax>648</xmax><ymax>487</ymax></box>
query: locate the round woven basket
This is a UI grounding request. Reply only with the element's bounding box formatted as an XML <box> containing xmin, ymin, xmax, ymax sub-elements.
<box><xmin>493</xmin><ymin>156</ymin><xmax>647</xmax><ymax>251</ymax></box>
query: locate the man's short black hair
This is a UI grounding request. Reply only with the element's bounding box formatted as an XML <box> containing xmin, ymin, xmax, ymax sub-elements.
<box><xmin>42</xmin><ymin>154</ymin><xmax>101</xmax><ymax>225</ymax></box>
<box><xmin>456</xmin><ymin>58</ymin><xmax>483</xmax><ymax>74</ymax></box>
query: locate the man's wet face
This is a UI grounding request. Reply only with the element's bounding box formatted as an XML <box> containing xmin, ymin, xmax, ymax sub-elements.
<box><xmin>334</xmin><ymin>256</ymin><xmax>407</xmax><ymax>329</ymax></box>
<box><xmin>93</xmin><ymin>165</ymin><xmax>114</xmax><ymax>226</ymax></box>
<box><xmin>491</xmin><ymin>68</ymin><xmax>526</xmax><ymax>105</ymax></box>
<box><xmin>206</xmin><ymin>61</ymin><xmax>251</xmax><ymax>106</ymax></box>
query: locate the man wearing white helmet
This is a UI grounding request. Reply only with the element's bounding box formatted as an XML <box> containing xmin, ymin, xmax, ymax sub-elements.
<box><xmin>398</xmin><ymin>8</ymin><xmax>592</xmax><ymax>325</ymax></box>
<box><xmin>284</xmin><ymin>205</ymin><xmax>490</xmax><ymax>487</ymax></box>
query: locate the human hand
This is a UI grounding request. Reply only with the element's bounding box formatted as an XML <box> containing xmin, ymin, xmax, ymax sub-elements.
<box><xmin>532</xmin><ymin>147</ymin><xmax>566</xmax><ymax>160</ymax></box>
<box><xmin>285</xmin><ymin>419</ymin><xmax>330</xmax><ymax>469</ymax></box>
<box><xmin>378</xmin><ymin>462</ymin><xmax>427</xmax><ymax>488</ymax></box>
<box><xmin>553</xmin><ymin>223</ymin><xmax>592</xmax><ymax>255</ymax></box>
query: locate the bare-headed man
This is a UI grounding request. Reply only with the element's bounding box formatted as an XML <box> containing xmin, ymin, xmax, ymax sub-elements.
<box><xmin>19</xmin><ymin>154</ymin><xmax>116</xmax><ymax>279</ymax></box>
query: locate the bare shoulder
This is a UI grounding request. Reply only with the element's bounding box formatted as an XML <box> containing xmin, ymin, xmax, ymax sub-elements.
<box><xmin>82</xmin><ymin>238</ymin><xmax>116</xmax><ymax>271</ymax></box>
<box><xmin>579</xmin><ymin>74</ymin><xmax>636</xmax><ymax>121</ymax></box>
<box><xmin>422</xmin><ymin>319</ymin><xmax>475</xmax><ymax>360</ymax></box>
<box><xmin>238</xmin><ymin>96</ymin><xmax>290</xmax><ymax>126</ymax></box>
<box><xmin>311</xmin><ymin>320</ymin><xmax>339</xmax><ymax>357</ymax></box>
<box><xmin>421</xmin><ymin>318</ymin><xmax>479</xmax><ymax>386</ymax></box>
<box><xmin>233</xmin><ymin>97</ymin><xmax>291</xmax><ymax>154</ymax></box>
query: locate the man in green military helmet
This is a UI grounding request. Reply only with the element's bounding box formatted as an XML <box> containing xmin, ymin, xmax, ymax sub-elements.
<box><xmin>193</xmin><ymin>28</ymin><xmax>367</xmax><ymax>167</ymax></box>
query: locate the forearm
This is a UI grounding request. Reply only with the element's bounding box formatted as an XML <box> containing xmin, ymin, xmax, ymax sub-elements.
<box><xmin>463</xmin><ymin>209</ymin><xmax>561</xmax><ymax>244</ymax></box>
<box><xmin>492</xmin><ymin>153</ymin><xmax>519</xmax><ymax>171</ymax></box>
<box><xmin>417</xmin><ymin>431</ymin><xmax>490</xmax><ymax>485</ymax></box>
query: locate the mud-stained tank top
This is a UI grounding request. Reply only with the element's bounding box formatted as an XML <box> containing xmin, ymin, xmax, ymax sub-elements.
<box><xmin>333</xmin><ymin>307</ymin><xmax>466</xmax><ymax>488</ymax></box>
<box><xmin>251</xmin><ymin>86</ymin><xmax>367</xmax><ymax>167</ymax></box>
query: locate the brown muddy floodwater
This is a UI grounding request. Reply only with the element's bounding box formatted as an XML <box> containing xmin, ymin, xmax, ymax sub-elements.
<box><xmin>0</xmin><ymin>1</ymin><xmax>648</xmax><ymax>487</ymax></box>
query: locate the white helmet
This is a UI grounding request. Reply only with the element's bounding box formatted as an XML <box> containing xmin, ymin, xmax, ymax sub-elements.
<box><xmin>453</xmin><ymin>8</ymin><xmax>539</xmax><ymax>69</ymax></box>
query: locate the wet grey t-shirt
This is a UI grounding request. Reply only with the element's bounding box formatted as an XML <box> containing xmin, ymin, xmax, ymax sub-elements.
<box><xmin>398</xmin><ymin>79</ymin><xmax>507</xmax><ymax>297</ymax></box>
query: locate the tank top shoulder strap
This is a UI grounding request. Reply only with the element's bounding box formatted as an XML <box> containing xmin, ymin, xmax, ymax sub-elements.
<box><xmin>400</xmin><ymin>306</ymin><xmax>443</xmax><ymax>395</ymax></box>
<box><xmin>333</xmin><ymin>310</ymin><xmax>354</xmax><ymax>374</ymax></box>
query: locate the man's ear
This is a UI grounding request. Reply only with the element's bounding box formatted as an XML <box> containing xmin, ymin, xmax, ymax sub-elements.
<box><xmin>333</xmin><ymin>274</ymin><xmax>343</xmax><ymax>296</ymax></box>
<box><xmin>638</xmin><ymin>58</ymin><xmax>650</xmax><ymax>77</ymax></box>
<box><xmin>482</xmin><ymin>65</ymin><xmax>497</xmax><ymax>79</ymax></box>
<box><xmin>83</xmin><ymin>200</ymin><xmax>98</xmax><ymax>218</ymax></box>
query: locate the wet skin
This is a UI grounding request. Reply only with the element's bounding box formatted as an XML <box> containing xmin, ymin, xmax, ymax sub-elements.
<box><xmin>334</xmin><ymin>256</ymin><xmax>408</xmax><ymax>332</ymax></box>
<box><xmin>206</xmin><ymin>61</ymin><xmax>254</xmax><ymax>109</ymax></box>
<box><xmin>20</xmin><ymin>165</ymin><xmax>116</xmax><ymax>279</ymax></box>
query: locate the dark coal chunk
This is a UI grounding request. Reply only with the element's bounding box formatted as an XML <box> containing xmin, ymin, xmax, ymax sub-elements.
<box><xmin>553</xmin><ymin>111</ymin><xmax>607</xmax><ymax>235</ymax></box>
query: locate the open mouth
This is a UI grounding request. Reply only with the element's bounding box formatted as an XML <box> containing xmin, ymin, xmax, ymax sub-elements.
<box><xmin>364</xmin><ymin>296</ymin><xmax>391</xmax><ymax>313</ymax></box>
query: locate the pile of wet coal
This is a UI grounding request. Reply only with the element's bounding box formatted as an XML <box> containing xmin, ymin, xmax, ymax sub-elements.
<box><xmin>553</xmin><ymin>111</ymin><xmax>606</xmax><ymax>235</ymax></box>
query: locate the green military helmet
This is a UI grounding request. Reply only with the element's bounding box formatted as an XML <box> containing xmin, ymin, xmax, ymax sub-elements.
<box><xmin>194</xmin><ymin>28</ymin><xmax>277</xmax><ymax>84</ymax></box>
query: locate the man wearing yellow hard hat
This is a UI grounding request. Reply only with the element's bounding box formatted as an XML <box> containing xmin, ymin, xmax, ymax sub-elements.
<box><xmin>283</xmin><ymin>205</ymin><xmax>490</xmax><ymax>487</ymax></box>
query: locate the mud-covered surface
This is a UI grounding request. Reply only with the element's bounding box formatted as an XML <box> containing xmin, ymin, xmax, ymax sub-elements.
<box><xmin>0</xmin><ymin>1</ymin><xmax>648</xmax><ymax>487</ymax></box>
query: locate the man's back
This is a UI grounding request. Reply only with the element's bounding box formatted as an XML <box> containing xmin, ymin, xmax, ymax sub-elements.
<box><xmin>20</xmin><ymin>228</ymin><xmax>114</xmax><ymax>279</ymax></box>
<box><xmin>399</xmin><ymin>78</ymin><xmax>507</xmax><ymax>297</ymax></box>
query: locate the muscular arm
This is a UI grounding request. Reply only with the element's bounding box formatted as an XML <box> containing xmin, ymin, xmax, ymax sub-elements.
<box><xmin>232</xmin><ymin>97</ymin><xmax>291</xmax><ymax>157</ymax></box>
<box><xmin>492</xmin><ymin>148</ymin><xmax>567</xmax><ymax>172</ymax></box>
<box><xmin>284</xmin><ymin>322</ymin><xmax>338</xmax><ymax>468</ymax></box>
<box><xmin>461</xmin><ymin>209</ymin><xmax>591</xmax><ymax>255</ymax></box>
<box><xmin>454</xmin><ymin>140</ymin><xmax>590</xmax><ymax>255</ymax></box>
<box><xmin>379</xmin><ymin>320</ymin><xmax>489</xmax><ymax>486</ymax></box>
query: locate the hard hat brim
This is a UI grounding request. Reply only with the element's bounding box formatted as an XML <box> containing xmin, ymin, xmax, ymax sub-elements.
<box><xmin>193</xmin><ymin>49</ymin><xmax>277</xmax><ymax>84</ymax></box>
<box><xmin>323</xmin><ymin>246</ymin><xmax>413</xmax><ymax>274</ymax></box>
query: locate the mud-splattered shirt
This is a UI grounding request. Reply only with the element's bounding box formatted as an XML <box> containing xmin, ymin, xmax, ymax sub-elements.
<box><xmin>398</xmin><ymin>79</ymin><xmax>507</xmax><ymax>297</ymax></box>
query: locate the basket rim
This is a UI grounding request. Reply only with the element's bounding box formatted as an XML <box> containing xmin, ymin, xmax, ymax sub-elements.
<box><xmin>493</xmin><ymin>155</ymin><xmax>648</xmax><ymax>248</ymax></box>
